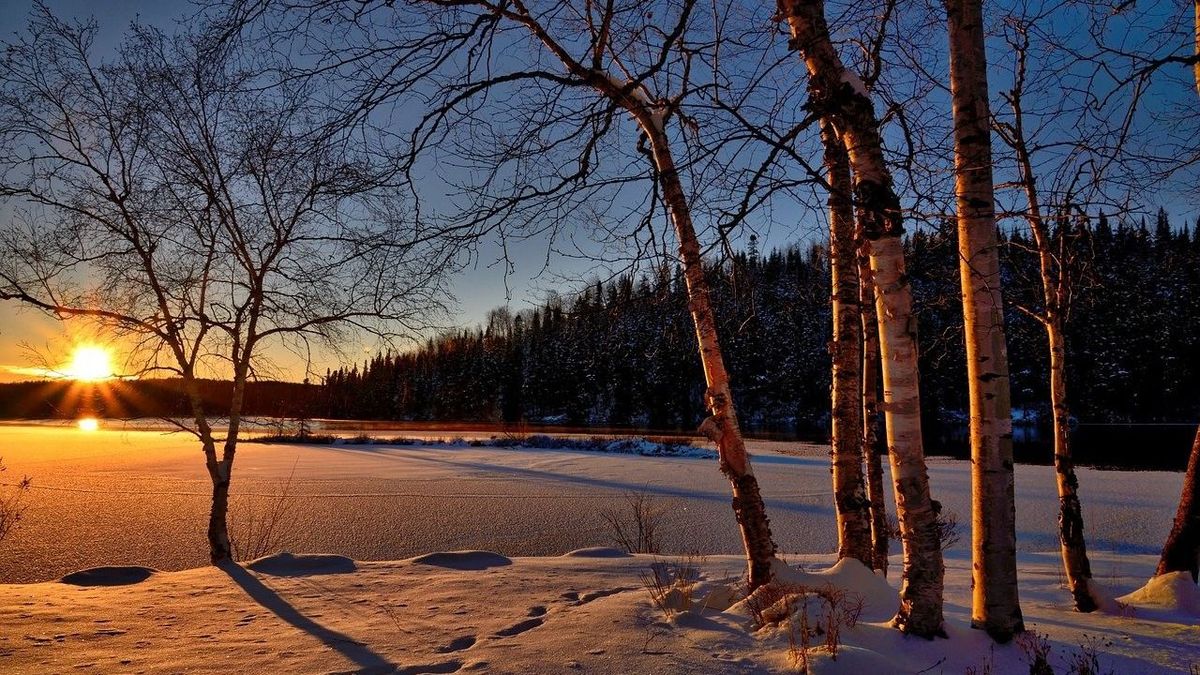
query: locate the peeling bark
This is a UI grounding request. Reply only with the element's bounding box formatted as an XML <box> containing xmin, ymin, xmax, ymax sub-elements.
<box><xmin>945</xmin><ymin>0</ymin><xmax>1023</xmax><ymax>641</ymax></box>
<box><xmin>778</xmin><ymin>0</ymin><xmax>945</xmax><ymax>638</ymax></box>
<box><xmin>859</xmin><ymin>236</ymin><xmax>889</xmax><ymax>576</ymax></box>
<box><xmin>645</xmin><ymin>122</ymin><xmax>777</xmax><ymax>591</ymax></box>
<box><xmin>824</xmin><ymin>121</ymin><xmax>873</xmax><ymax>566</ymax></box>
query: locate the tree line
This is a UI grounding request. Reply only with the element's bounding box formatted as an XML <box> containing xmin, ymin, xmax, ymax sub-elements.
<box><xmin>322</xmin><ymin>212</ymin><xmax>1200</xmax><ymax>441</ymax></box>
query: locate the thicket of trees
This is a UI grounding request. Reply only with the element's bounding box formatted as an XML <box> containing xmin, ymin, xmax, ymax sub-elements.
<box><xmin>323</xmin><ymin>211</ymin><xmax>1200</xmax><ymax>436</ymax></box>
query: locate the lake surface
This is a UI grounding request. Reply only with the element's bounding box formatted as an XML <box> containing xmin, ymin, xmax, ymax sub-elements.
<box><xmin>0</xmin><ymin>423</ymin><xmax>1185</xmax><ymax>583</ymax></box>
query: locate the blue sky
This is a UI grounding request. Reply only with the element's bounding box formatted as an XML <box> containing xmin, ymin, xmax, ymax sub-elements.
<box><xmin>0</xmin><ymin>0</ymin><xmax>1194</xmax><ymax>382</ymax></box>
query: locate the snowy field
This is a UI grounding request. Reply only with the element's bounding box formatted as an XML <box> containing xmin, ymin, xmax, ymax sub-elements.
<box><xmin>0</xmin><ymin>424</ymin><xmax>1183</xmax><ymax>584</ymax></box>
<box><xmin>1</xmin><ymin>424</ymin><xmax>1198</xmax><ymax>673</ymax></box>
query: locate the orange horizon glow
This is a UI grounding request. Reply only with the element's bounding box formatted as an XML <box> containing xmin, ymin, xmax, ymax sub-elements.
<box><xmin>77</xmin><ymin>417</ymin><xmax>99</xmax><ymax>431</ymax></box>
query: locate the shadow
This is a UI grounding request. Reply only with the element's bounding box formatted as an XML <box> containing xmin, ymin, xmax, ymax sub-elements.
<box><xmin>220</xmin><ymin>561</ymin><xmax>396</xmax><ymax>674</ymax></box>
<box><xmin>322</xmin><ymin>444</ymin><xmax>832</xmax><ymax>517</ymax></box>
<box><xmin>60</xmin><ymin>565</ymin><xmax>158</xmax><ymax>587</ymax></box>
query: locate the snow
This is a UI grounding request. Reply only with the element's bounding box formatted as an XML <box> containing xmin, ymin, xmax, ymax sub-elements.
<box><xmin>3</xmin><ymin>551</ymin><xmax>1197</xmax><ymax>673</ymax></box>
<box><xmin>840</xmin><ymin>70</ymin><xmax>869</xmax><ymax>98</ymax></box>
<box><xmin>1118</xmin><ymin>571</ymin><xmax>1200</xmax><ymax>619</ymax></box>
<box><xmin>1</xmin><ymin>424</ymin><xmax>1197</xmax><ymax>672</ymax></box>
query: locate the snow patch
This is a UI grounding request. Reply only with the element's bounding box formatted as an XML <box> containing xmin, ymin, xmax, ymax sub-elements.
<box><xmin>561</xmin><ymin>547</ymin><xmax>631</xmax><ymax>558</ymax></box>
<box><xmin>408</xmin><ymin>550</ymin><xmax>513</xmax><ymax>570</ymax></box>
<box><xmin>1118</xmin><ymin>571</ymin><xmax>1200</xmax><ymax>618</ymax></box>
<box><xmin>841</xmin><ymin>70</ymin><xmax>869</xmax><ymax>98</ymax></box>
<box><xmin>59</xmin><ymin>566</ymin><xmax>158</xmax><ymax>587</ymax></box>
<box><xmin>244</xmin><ymin>552</ymin><xmax>356</xmax><ymax>576</ymax></box>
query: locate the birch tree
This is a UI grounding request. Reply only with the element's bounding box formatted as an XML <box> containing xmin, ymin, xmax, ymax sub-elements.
<box><xmin>224</xmin><ymin>0</ymin><xmax>784</xmax><ymax>588</ymax></box>
<box><xmin>944</xmin><ymin>0</ymin><xmax>1023</xmax><ymax>641</ymax></box>
<box><xmin>992</xmin><ymin>18</ymin><xmax>1101</xmax><ymax>613</ymax></box>
<box><xmin>823</xmin><ymin>121</ymin><xmax>872</xmax><ymax>566</ymax></box>
<box><xmin>1159</xmin><ymin>427</ymin><xmax>1200</xmax><ymax>580</ymax></box>
<box><xmin>0</xmin><ymin>11</ymin><xmax>451</xmax><ymax>563</ymax></box>
<box><xmin>859</xmin><ymin>237</ymin><xmax>889</xmax><ymax>576</ymax></box>
<box><xmin>776</xmin><ymin>0</ymin><xmax>946</xmax><ymax>638</ymax></box>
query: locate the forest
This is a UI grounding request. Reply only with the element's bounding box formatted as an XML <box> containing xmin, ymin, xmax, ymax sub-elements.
<box><xmin>322</xmin><ymin>213</ymin><xmax>1200</xmax><ymax>464</ymax></box>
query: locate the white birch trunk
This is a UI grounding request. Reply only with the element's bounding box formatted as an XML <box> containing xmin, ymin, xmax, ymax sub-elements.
<box><xmin>778</xmin><ymin>0</ymin><xmax>945</xmax><ymax>637</ymax></box>
<box><xmin>945</xmin><ymin>0</ymin><xmax>1024</xmax><ymax>641</ymax></box>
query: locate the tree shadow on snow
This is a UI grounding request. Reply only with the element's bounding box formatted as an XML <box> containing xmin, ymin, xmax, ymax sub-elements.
<box><xmin>322</xmin><ymin>444</ymin><xmax>832</xmax><ymax>517</ymax></box>
<box><xmin>220</xmin><ymin>561</ymin><xmax>396</xmax><ymax>674</ymax></box>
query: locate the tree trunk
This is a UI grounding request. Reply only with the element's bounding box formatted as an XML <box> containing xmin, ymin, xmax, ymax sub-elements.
<box><xmin>945</xmin><ymin>0</ymin><xmax>1024</xmax><ymax>641</ymax></box>
<box><xmin>185</xmin><ymin>386</ymin><xmax>232</xmax><ymax>564</ymax></box>
<box><xmin>824</xmin><ymin>120</ymin><xmax>873</xmax><ymax>566</ymax></box>
<box><xmin>1006</xmin><ymin>58</ymin><xmax>1097</xmax><ymax>613</ymax></box>
<box><xmin>778</xmin><ymin>0</ymin><xmax>945</xmax><ymax>638</ymax></box>
<box><xmin>207</xmin><ymin>450</ymin><xmax>233</xmax><ymax>563</ymax></box>
<box><xmin>1048</xmin><ymin>320</ymin><xmax>1097</xmax><ymax>610</ymax></box>
<box><xmin>869</xmin><ymin>235</ymin><xmax>947</xmax><ymax>637</ymax></box>
<box><xmin>643</xmin><ymin>122</ymin><xmax>778</xmax><ymax>590</ymax></box>
<box><xmin>859</xmin><ymin>237</ymin><xmax>889</xmax><ymax>576</ymax></box>
<box><xmin>1194</xmin><ymin>0</ymin><xmax>1199</xmax><ymax>97</ymax></box>
<box><xmin>1158</xmin><ymin>424</ymin><xmax>1200</xmax><ymax>581</ymax></box>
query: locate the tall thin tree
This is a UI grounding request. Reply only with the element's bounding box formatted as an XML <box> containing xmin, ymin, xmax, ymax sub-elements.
<box><xmin>777</xmin><ymin>0</ymin><xmax>946</xmax><ymax>638</ymax></box>
<box><xmin>945</xmin><ymin>0</ymin><xmax>1023</xmax><ymax>641</ymax></box>
<box><xmin>823</xmin><ymin>121</ymin><xmax>872</xmax><ymax>566</ymax></box>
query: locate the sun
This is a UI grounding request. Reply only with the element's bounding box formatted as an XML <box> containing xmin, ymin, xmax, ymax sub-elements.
<box><xmin>64</xmin><ymin>345</ymin><xmax>114</xmax><ymax>381</ymax></box>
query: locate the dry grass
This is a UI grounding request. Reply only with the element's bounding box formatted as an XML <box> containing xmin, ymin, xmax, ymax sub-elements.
<box><xmin>229</xmin><ymin>460</ymin><xmax>300</xmax><ymax>561</ymax></box>
<box><xmin>0</xmin><ymin>457</ymin><xmax>31</xmax><ymax>544</ymax></box>
<box><xmin>743</xmin><ymin>580</ymin><xmax>865</xmax><ymax>673</ymax></box>
<box><xmin>601</xmin><ymin>491</ymin><xmax>668</xmax><ymax>554</ymax></box>
<box><xmin>639</xmin><ymin>554</ymin><xmax>704</xmax><ymax>620</ymax></box>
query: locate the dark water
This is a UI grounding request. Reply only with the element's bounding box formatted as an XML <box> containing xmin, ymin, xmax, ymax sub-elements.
<box><xmin>926</xmin><ymin>423</ymin><xmax>1197</xmax><ymax>471</ymax></box>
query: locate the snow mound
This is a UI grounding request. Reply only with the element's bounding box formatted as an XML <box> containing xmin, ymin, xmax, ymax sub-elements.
<box><xmin>1118</xmin><ymin>571</ymin><xmax>1200</xmax><ymax>618</ymax></box>
<box><xmin>773</xmin><ymin>558</ymin><xmax>896</xmax><ymax>622</ymax></box>
<box><xmin>562</xmin><ymin>547</ymin><xmax>631</xmax><ymax>558</ymax></box>
<box><xmin>59</xmin><ymin>566</ymin><xmax>158</xmax><ymax>586</ymax></box>
<box><xmin>408</xmin><ymin>550</ymin><xmax>513</xmax><ymax>570</ymax></box>
<box><xmin>244</xmin><ymin>552</ymin><xmax>356</xmax><ymax>576</ymax></box>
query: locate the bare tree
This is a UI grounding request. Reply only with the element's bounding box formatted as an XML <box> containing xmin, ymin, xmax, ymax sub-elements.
<box><xmin>776</xmin><ymin>0</ymin><xmax>946</xmax><ymax>638</ymax></box>
<box><xmin>945</xmin><ymin>0</ymin><xmax>1023</xmax><ymax>642</ymax></box>
<box><xmin>858</xmin><ymin>239</ymin><xmax>889</xmax><ymax>576</ymax></box>
<box><xmin>823</xmin><ymin>121</ymin><xmax>872</xmax><ymax>566</ymax></box>
<box><xmin>0</xmin><ymin>9</ymin><xmax>451</xmax><ymax>563</ymax></box>
<box><xmin>225</xmin><ymin>0</ymin><xmax>787</xmax><ymax>588</ymax></box>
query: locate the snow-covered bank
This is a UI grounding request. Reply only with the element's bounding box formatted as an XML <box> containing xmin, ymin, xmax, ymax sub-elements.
<box><xmin>2</xmin><ymin>550</ymin><xmax>1196</xmax><ymax>674</ymax></box>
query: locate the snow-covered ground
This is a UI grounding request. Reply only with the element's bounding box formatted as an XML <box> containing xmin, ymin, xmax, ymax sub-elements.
<box><xmin>1</xmin><ymin>424</ymin><xmax>1197</xmax><ymax>673</ymax></box>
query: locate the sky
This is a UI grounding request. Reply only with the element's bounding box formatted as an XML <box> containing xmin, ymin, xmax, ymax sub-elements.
<box><xmin>0</xmin><ymin>0</ymin><xmax>1195</xmax><ymax>383</ymax></box>
<box><xmin>0</xmin><ymin>0</ymin><xmax>609</xmax><ymax>382</ymax></box>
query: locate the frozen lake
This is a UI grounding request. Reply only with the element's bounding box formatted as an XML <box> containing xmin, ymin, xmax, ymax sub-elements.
<box><xmin>0</xmin><ymin>423</ymin><xmax>1183</xmax><ymax>583</ymax></box>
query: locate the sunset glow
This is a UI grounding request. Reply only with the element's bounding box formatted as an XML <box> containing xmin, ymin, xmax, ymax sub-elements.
<box><xmin>77</xmin><ymin>417</ymin><xmax>99</xmax><ymax>432</ymax></box>
<box><xmin>64</xmin><ymin>346</ymin><xmax>114</xmax><ymax>381</ymax></box>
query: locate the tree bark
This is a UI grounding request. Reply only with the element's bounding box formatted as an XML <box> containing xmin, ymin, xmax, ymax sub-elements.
<box><xmin>647</xmin><ymin>122</ymin><xmax>777</xmax><ymax>589</ymax></box>
<box><xmin>945</xmin><ymin>0</ymin><xmax>1024</xmax><ymax>641</ymax></box>
<box><xmin>1047</xmin><ymin>320</ymin><xmax>1096</xmax><ymax>610</ymax></box>
<box><xmin>1004</xmin><ymin>45</ymin><xmax>1098</xmax><ymax>612</ymax></box>
<box><xmin>824</xmin><ymin>120</ymin><xmax>873</xmax><ymax>566</ymax></box>
<box><xmin>1158</xmin><ymin>424</ymin><xmax>1200</xmax><ymax>581</ymax></box>
<box><xmin>778</xmin><ymin>0</ymin><xmax>945</xmax><ymax>638</ymax></box>
<box><xmin>859</xmin><ymin>236</ymin><xmax>889</xmax><ymax>576</ymax></box>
